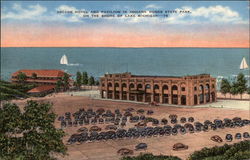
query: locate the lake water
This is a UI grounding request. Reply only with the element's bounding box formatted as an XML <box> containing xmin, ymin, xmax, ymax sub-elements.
<box><xmin>1</xmin><ymin>47</ymin><xmax>249</xmax><ymax>86</ymax></box>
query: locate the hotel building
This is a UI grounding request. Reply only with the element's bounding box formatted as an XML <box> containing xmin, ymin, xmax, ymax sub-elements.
<box><xmin>100</xmin><ymin>72</ymin><xmax>216</xmax><ymax>106</ymax></box>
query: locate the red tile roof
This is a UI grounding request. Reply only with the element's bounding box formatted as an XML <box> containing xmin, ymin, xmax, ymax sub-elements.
<box><xmin>12</xmin><ymin>70</ymin><xmax>66</xmax><ymax>78</ymax></box>
<box><xmin>28</xmin><ymin>85</ymin><xmax>55</xmax><ymax>93</ymax></box>
<box><xmin>12</xmin><ymin>78</ymin><xmax>58</xmax><ymax>83</ymax></box>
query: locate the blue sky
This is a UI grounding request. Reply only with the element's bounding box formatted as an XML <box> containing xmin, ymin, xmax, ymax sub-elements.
<box><xmin>1</xmin><ymin>1</ymin><xmax>249</xmax><ymax>47</ymax></box>
<box><xmin>1</xmin><ymin>1</ymin><xmax>249</xmax><ymax>24</ymax></box>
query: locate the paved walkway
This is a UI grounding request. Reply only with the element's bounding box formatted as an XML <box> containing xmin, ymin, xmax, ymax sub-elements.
<box><xmin>62</xmin><ymin>91</ymin><xmax>250</xmax><ymax>110</ymax></box>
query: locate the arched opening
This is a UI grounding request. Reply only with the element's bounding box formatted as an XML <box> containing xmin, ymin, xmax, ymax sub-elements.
<box><xmin>162</xmin><ymin>85</ymin><xmax>169</xmax><ymax>104</ymax></box>
<box><xmin>145</xmin><ymin>84</ymin><xmax>151</xmax><ymax>102</ymax></box>
<box><xmin>114</xmin><ymin>83</ymin><xmax>119</xmax><ymax>99</ymax></box>
<box><xmin>181</xmin><ymin>95</ymin><xmax>186</xmax><ymax>105</ymax></box>
<box><xmin>129</xmin><ymin>83</ymin><xmax>135</xmax><ymax>89</ymax></box>
<box><xmin>122</xmin><ymin>83</ymin><xmax>127</xmax><ymax>100</ymax></box>
<box><xmin>172</xmin><ymin>85</ymin><xmax>178</xmax><ymax>105</ymax></box>
<box><xmin>172</xmin><ymin>85</ymin><xmax>178</xmax><ymax>90</ymax></box>
<box><xmin>129</xmin><ymin>83</ymin><xmax>135</xmax><ymax>101</ymax></box>
<box><xmin>205</xmin><ymin>84</ymin><xmax>210</xmax><ymax>90</ymax></box>
<box><xmin>145</xmin><ymin>84</ymin><xmax>151</xmax><ymax>89</ymax></box>
<box><xmin>199</xmin><ymin>85</ymin><xmax>204</xmax><ymax>104</ymax></box>
<box><xmin>108</xmin><ymin>82</ymin><xmax>112</xmax><ymax>87</ymax></box>
<box><xmin>194</xmin><ymin>95</ymin><xmax>198</xmax><ymax>105</ymax></box>
<box><xmin>137</xmin><ymin>84</ymin><xmax>143</xmax><ymax>102</ymax></box>
<box><xmin>101</xmin><ymin>90</ymin><xmax>106</xmax><ymax>98</ymax></box>
<box><xmin>211</xmin><ymin>92</ymin><xmax>215</xmax><ymax>102</ymax></box>
<box><xmin>206</xmin><ymin>84</ymin><xmax>210</xmax><ymax>102</ymax></box>
<box><xmin>107</xmin><ymin>82</ymin><xmax>113</xmax><ymax>99</ymax></box>
<box><xmin>153</xmin><ymin>84</ymin><xmax>160</xmax><ymax>103</ymax></box>
<box><xmin>137</xmin><ymin>84</ymin><xmax>143</xmax><ymax>89</ymax></box>
<box><xmin>154</xmin><ymin>84</ymin><xmax>159</xmax><ymax>89</ymax></box>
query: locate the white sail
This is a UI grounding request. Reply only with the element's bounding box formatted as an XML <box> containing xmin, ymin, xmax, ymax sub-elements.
<box><xmin>60</xmin><ymin>55</ymin><xmax>68</xmax><ymax>65</ymax></box>
<box><xmin>240</xmin><ymin>57</ymin><xmax>248</xmax><ymax>70</ymax></box>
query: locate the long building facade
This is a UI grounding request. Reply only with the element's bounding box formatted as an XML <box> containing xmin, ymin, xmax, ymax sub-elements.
<box><xmin>100</xmin><ymin>72</ymin><xmax>217</xmax><ymax>106</ymax></box>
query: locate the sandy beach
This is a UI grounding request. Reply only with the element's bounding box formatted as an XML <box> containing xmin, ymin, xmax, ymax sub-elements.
<box><xmin>11</xmin><ymin>92</ymin><xmax>250</xmax><ymax>160</ymax></box>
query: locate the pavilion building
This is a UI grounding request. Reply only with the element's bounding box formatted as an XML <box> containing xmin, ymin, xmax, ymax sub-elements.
<box><xmin>99</xmin><ymin>72</ymin><xmax>217</xmax><ymax>106</ymax></box>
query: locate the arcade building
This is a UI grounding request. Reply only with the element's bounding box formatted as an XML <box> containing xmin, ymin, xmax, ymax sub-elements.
<box><xmin>100</xmin><ymin>72</ymin><xmax>217</xmax><ymax>106</ymax></box>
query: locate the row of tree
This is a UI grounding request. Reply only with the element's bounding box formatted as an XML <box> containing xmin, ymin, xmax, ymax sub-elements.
<box><xmin>75</xmin><ymin>71</ymin><xmax>99</xmax><ymax>89</ymax></box>
<box><xmin>0</xmin><ymin>101</ymin><xmax>67</xmax><ymax>160</ymax></box>
<box><xmin>188</xmin><ymin>140</ymin><xmax>250</xmax><ymax>160</ymax></box>
<box><xmin>55</xmin><ymin>73</ymin><xmax>70</xmax><ymax>91</ymax></box>
<box><xmin>220</xmin><ymin>73</ymin><xmax>250</xmax><ymax>98</ymax></box>
<box><xmin>122</xmin><ymin>153</ymin><xmax>181</xmax><ymax>160</ymax></box>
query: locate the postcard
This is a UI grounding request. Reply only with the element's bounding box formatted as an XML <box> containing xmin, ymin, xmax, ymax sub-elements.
<box><xmin>1</xmin><ymin>1</ymin><xmax>249</xmax><ymax>160</ymax></box>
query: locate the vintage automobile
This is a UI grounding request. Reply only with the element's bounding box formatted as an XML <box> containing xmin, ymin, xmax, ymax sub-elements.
<box><xmin>161</xmin><ymin>118</ymin><xmax>168</xmax><ymax>125</ymax></box>
<box><xmin>235</xmin><ymin>133</ymin><xmax>242</xmax><ymax>139</ymax></box>
<box><xmin>147</xmin><ymin>110</ymin><xmax>154</xmax><ymax>115</ymax></box>
<box><xmin>77</xmin><ymin>127</ymin><xmax>88</xmax><ymax>133</ymax></box>
<box><xmin>211</xmin><ymin>135</ymin><xmax>223</xmax><ymax>143</ymax></box>
<box><xmin>225</xmin><ymin>134</ymin><xmax>233</xmax><ymax>142</ymax></box>
<box><xmin>180</xmin><ymin>117</ymin><xmax>186</xmax><ymax>123</ymax></box>
<box><xmin>188</xmin><ymin>117</ymin><xmax>194</xmax><ymax>122</ymax></box>
<box><xmin>173</xmin><ymin>143</ymin><xmax>188</xmax><ymax>151</ymax></box>
<box><xmin>117</xmin><ymin>148</ymin><xmax>134</xmax><ymax>156</ymax></box>
<box><xmin>135</xmin><ymin>143</ymin><xmax>148</xmax><ymax>150</ymax></box>
<box><xmin>135</xmin><ymin>121</ymin><xmax>147</xmax><ymax>128</ymax></box>
<box><xmin>243</xmin><ymin>132</ymin><xmax>250</xmax><ymax>138</ymax></box>
<box><xmin>105</xmin><ymin>125</ymin><xmax>117</xmax><ymax>131</ymax></box>
<box><xmin>137</xmin><ymin>109</ymin><xmax>145</xmax><ymax>114</ymax></box>
<box><xmin>90</xmin><ymin>126</ymin><xmax>102</xmax><ymax>132</ymax></box>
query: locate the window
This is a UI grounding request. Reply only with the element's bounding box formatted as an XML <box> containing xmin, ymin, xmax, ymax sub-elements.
<box><xmin>181</xmin><ymin>87</ymin><xmax>185</xmax><ymax>91</ymax></box>
<box><xmin>194</xmin><ymin>87</ymin><xmax>197</xmax><ymax>91</ymax></box>
<box><xmin>145</xmin><ymin>84</ymin><xmax>151</xmax><ymax>89</ymax></box>
<box><xmin>172</xmin><ymin>85</ymin><xmax>178</xmax><ymax>90</ymax></box>
<box><xmin>154</xmin><ymin>85</ymin><xmax>159</xmax><ymax>89</ymax></box>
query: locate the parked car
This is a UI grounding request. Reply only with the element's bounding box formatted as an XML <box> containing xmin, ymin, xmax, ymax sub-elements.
<box><xmin>117</xmin><ymin>148</ymin><xmax>133</xmax><ymax>156</ymax></box>
<box><xmin>211</xmin><ymin>135</ymin><xmax>223</xmax><ymax>143</ymax></box>
<box><xmin>173</xmin><ymin>143</ymin><xmax>188</xmax><ymax>151</ymax></box>
<box><xmin>135</xmin><ymin>143</ymin><xmax>148</xmax><ymax>150</ymax></box>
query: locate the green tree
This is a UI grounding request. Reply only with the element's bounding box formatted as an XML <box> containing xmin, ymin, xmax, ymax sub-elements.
<box><xmin>31</xmin><ymin>73</ymin><xmax>37</xmax><ymax>79</ymax></box>
<box><xmin>88</xmin><ymin>76</ymin><xmax>95</xmax><ymax>86</ymax></box>
<box><xmin>76</xmin><ymin>71</ymin><xmax>82</xmax><ymax>89</ymax></box>
<box><xmin>82</xmin><ymin>72</ymin><xmax>88</xmax><ymax>85</ymax></box>
<box><xmin>55</xmin><ymin>79</ymin><xmax>63</xmax><ymax>92</ymax></box>
<box><xmin>230</xmin><ymin>82</ymin><xmax>238</xmax><ymax>96</ymax></box>
<box><xmin>247</xmin><ymin>87</ymin><xmax>250</xmax><ymax>94</ymax></box>
<box><xmin>17</xmin><ymin>72</ymin><xmax>27</xmax><ymax>84</ymax></box>
<box><xmin>122</xmin><ymin>153</ymin><xmax>181</xmax><ymax>160</ymax></box>
<box><xmin>95</xmin><ymin>79</ymin><xmax>100</xmax><ymax>86</ymax></box>
<box><xmin>220</xmin><ymin>79</ymin><xmax>231</xmax><ymax>98</ymax></box>
<box><xmin>235</xmin><ymin>73</ymin><xmax>247</xmax><ymax>99</ymax></box>
<box><xmin>0</xmin><ymin>101</ymin><xmax>67</xmax><ymax>160</ymax></box>
<box><xmin>62</xmin><ymin>73</ymin><xmax>70</xmax><ymax>91</ymax></box>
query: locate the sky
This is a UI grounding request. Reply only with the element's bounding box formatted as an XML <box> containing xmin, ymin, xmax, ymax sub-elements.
<box><xmin>1</xmin><ymin>1</ymin><xmax>249</xmax><ymax>48</ymax></box>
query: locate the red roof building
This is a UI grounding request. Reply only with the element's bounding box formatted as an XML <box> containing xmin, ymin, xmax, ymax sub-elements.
<box><xmin>11</xmin><ymin>69</ymin><xmax>69</xmax><ymax>85</ymax></box>
<box><xmin>27</xmin><ymin>85</ymin><xmax>55</xmax><ymax>96</ymax></box>
<box><xmin>11</xmin><ymin>69</ymin><xmax>72</xmax><ymax>95</ymax></box>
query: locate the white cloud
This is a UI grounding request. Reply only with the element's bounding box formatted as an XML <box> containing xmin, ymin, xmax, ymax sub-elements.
<box><xmin>2</xmin><ymin>3</ymin><xmax>47</xmax><ymax>20</ymax></box>
<box><xmin>101</xmin><ymin>5</ymin><xmax>248</xmax><ymax>25</ymax></box>
<box><xmin>163</xmin><ymin>5</ymin><xmax>248</xmax><ymax>24</ymax></box>
<box><xmin>145</xmin><ymin>4</ymin><xmax>162</xmax><ymax>9</ymax></box>
<box><xmin>1</xmin><ymin>3</ymin><xmax>248</xmax><ymax>25</ymax></box>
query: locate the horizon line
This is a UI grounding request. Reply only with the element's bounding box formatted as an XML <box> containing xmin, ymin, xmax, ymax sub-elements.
<box><xmin>1</xmin><ymin>46</ymin><xmax>249</xmax><ymax>49</ymax></box>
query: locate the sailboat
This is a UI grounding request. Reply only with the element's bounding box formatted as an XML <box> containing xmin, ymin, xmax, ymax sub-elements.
<box><xmin>60</xmin><ymin>54</ymin><xmax>68</xmax><ymax>65</ymax></box>
<box><xmin>239</xmin><ymin>57</ymin><xmax>249</xmax><ymax>70</ymax></box>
